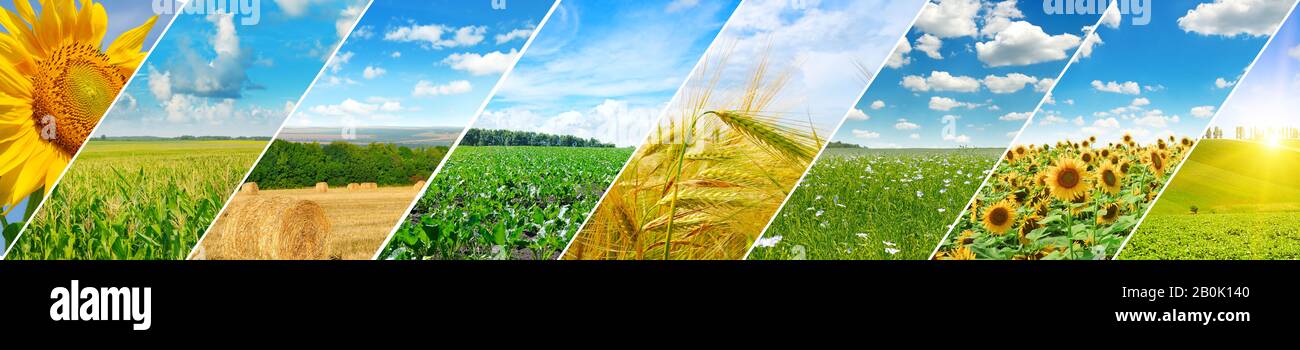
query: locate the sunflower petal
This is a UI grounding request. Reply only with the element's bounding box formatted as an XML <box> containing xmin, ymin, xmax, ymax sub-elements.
<box><xmin>13</xmin><ymin>0</ymin><xmax>37</xmax><ymax>25</ymax></box>
<box><xmin>106</xmin><ymin>15</ymin><xmax>157</xmax><ymax>69</ymax></box>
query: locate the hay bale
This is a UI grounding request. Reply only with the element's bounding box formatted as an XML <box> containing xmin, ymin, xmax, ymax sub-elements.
<box><xmin>240</xmin><ymin>182</ymin><xmax>259</xmax><ymax>195</ymax></box>
<box><xmin>347</xmin><ymin>183</ymin><xmax>360</xmax><ymax>191</ymax></box>
<box><xmin>362</xmin><ymin>182</ymin><xmax>378</xmax><ymax>190</ymax></box>
<box><xmin>413</xmin><ymin>180</ymin><xmax>426</xmax><ymax>190</ymax></box>
<box><xmin>215</xmin><ymin>196</ymin><xmax>331</xmax><ymax>260</ymax></box>
<box><xmin>314</xmin><ymin>182</ymin><xmax>329</xmax><ymax>192</ymax></box>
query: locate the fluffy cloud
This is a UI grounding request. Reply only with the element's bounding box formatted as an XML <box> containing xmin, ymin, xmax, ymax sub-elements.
<box><xmin>845</xmin><ymin>108</ymin><xmax>870</xmax><ymax>121</ymax></box>
<box><xmin>155</xmin><ymin>13</ymin><xmax>253</xmax><ymax>100</ymax></box>
<box><xmin>1215</xmin><ymin>77</ymin><xmax>1237</xmax><ymax>89</ymax></box>
<box><xmin>901</xmin><ymin>71</ymin><xmax>981</xmax><ymax>92</ymax></box>
<box><xmin>999</xmin><ymin>111</ymin><xmax>1031</xmax><ymax>121</ymax></box>
<box><xmin>1178</xmin><ymin>0</ymin><xmax>1293</xmax><ymax>37</ymax></box>
<box><xmin>929</xmin><ymin>96</ymin><xmax>977</xmax><ymax>111</ymax></box>
<box><xmin>384</xmin><ymin>24</ymin><xmax>486</xmax><ymax>49</ymax></box>
<box><xmin>1078</xmin><ymin>31</ymin><xmax>1103</xmax><ymax>59</ymax></box>
<box><xmin>1133</xmin><ymin>110</ymin><xmax>1180</xmax><ymax>128</ymax></box>
<box><xmin>943</xmin><ymin>133</ymin><xmax>971</xmax><ymax>143</ymax></box>
<box><xmin>914</xmin><ymin>0</ymin><xmax>980</xmax><ymax>38</ymax></box>
<box><xmin>362</xmin><ymin>66</ymin><xmax>386</xmax><ymax>79</ymax></box>
<box><xmin>976</xmin><ymin>21</ymin><xmax>1081</xmax><ymax>67</ymax></box>
<box><xmin>980</xmin><ymin>0</ymin><xmax>1024</xmax><ymax>37</ymax></box>
<box><xmin>474</xmin><ymin>100</ymin><xmax>664</xmax><ymax>147</ymax></box>
<box><xmin>982</xmin><ymin>73</ymin><xmax>1039</xmax><ymax>94</ymax></box>
<box><xmin>329</xmin><ymin>51</ymin><xmax>354</xmax><ymax>73</ymax></box>
<box><xmin>886</xmin><ymin>38</ymin><xmax>913</xmax><ymax>69</ymax></box>
<box><xmin>1131</xmin><ymin>97</ymin><xmax>1150</xmax><ymax>107</ymax></box>
<box><xmin>1191</xmin><ymin>105</ymin><xmax>1218</xmax><ymax>118</ymax></box>
<box><xmin>1035</xmin><ymin>78</ymin><xmax>1056</xmax><ymax>93</ymax></box>
<box><xmin>306</xmin><ymin>98</ymin><xmax>407</xmax><ymax>122</ymax></box>
<box><xmin>1100</xmin><ymin>2</ymin><xmax>1123</xmax><ymax>29</ymax></box>
<box><xmin>495</xmin><ymin>28</ymin><xmax>533</xmax><ymax>44</ymax></box>
<box><xmin>412</xmin><ymin>80</ymin><xmax>472</xmax><ymax>97</ymax></box>
<box><xmin>1091</xmin><ymin>80</ymin><xmax>1142</xmax><ymax>95</ymax></box>
<box><xmin>443</xmin><ymin>49</ymin><xmax>519</xmax><ymax>76</ymax></box>
<box><xmin>852</xmin><ymin>129</ymin><xmax>881</xmax><ymax>139</ymax></box>
<box><xmin>915</xmin><ymin>34</ymin><xmax>943</xmax><ymax>59</ymax></box>
<box><xmin>337</xmin><ymin>3</ymin><xmax>365</xmax><ymax>40</ymax></box>
<box><xmin>870</xmin><ymin>100</ymin><xmax>886</xmax><ymax>110</ymax></box>
<box><xmin>894</xmin><ymin>119</ymin><xmax>921</xmax><ymax>130</ymax></box>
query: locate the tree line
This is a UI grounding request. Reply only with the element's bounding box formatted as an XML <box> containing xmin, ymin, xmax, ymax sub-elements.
<box><xmin>458</xmin><ymin>129</ymin><xmax>615</xmax><ymax>148</ymax></box>
<box><xmin>247</xmin><ymin>140</ymin><xmax>447</xmax><ymax>190</ymax></box>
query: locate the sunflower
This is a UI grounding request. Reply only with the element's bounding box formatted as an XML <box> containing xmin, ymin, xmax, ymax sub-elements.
<box><xmin>1014</xmin><ymin>145</ymin><xmax>1028</xmax><ymax>157</ymax></box>
<box><xmin>1018</xmin><ymin>214</ymin><xmax>1041</xmax><ymax>245</ymax></box>
<box><xmin>982</xmin><ymin>200</ymin><xmax>1017</xmax><ymax>235</ymax></box>
<box><xmin>1045</xmin><ymin>156</ymin><xmax>1091</xmax><ymax>202</ymax></box>
<box><xmin>956</xmin><ymin>230</ymin><xmax>975</xmax><ymax>245</ymax></box>
<box><xmin>1097</xmin><ymin>163</ymin><xmax>1122</xmax><ymax>195</ymax></box>
<box><xmin>1180</xmin><ymin>137</ymin><xmax>1193</xmax><ymax>147</ymax></box>
<box><xmin>1081</xmin><ymin>139</ymin><xmax>1091</xmax><ymax>149</ymax></box>
<box><xmin>1146</xmin><ymin>149</ymin><xmax>1167</xmax><ymax>176</ymax></box>
<box><xmin>1003</xmin><ymin>150</ymin><xmax>1016</xmax><ymax>163</ymax></box>
<box><xmin>1080</xmin><ymin>151</ymin><xmax>1094</xmax><ymax>164</ymax></box>
<box><xmin>0</xmin><ymin>0</ymin><xmax>157</xmax><ymax>211</ymax></box>
<box><xmin>1122</xmin><ymin>133</ymin><xmax>1134</xmax><ymax>144</ymax></box>
<box><xmin>939</xmin><ymin>246</ymin><xmax>976</xmax><ymax>260</ymax></box>
<box><xmin>1097</xmin><ymin>202</ymin><xmax>1121</xmax><ymax>224</ymax></box>
<box><xmin>1118</xmin><ymin>159</ymin><xmax>1132</xmax><ymax>175</ymax></box>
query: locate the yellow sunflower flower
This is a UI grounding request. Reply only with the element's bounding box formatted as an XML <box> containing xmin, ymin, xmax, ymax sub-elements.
<box><xmin>0</xmin><ymin>0</ymin><xmax>157</xmax><ymax>212</ymax></box>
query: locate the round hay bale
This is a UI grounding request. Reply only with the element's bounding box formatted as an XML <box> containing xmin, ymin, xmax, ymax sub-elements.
<box><xmin>413</xmin><ymin>180</ymin><xmax>426</xmax><ymax>190</ymax></box>
<box><xmin>314</xmin><ymin>182</ymin><xmax>329</xmax><ymax>192</ymax></box>
<box><xmin>347</xmin><ymin>183</ymin><xmax>360</xmax><ymax>191</ymax></box>
<box><xmin>240</xmin><ymin>182</ymin><xmax>259</xmax><ymax>195</ymax></box>
<box><xmin>216</xmin><ymin>196</ymin><xmax>331</xmax><ymax>260</ymax></box>
<box><xmin>363</xmin><ymin>182</ymin><xmax>378</xmax><ymax>190</ymax></box>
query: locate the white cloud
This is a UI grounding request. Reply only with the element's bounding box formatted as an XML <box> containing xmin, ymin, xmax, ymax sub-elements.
<box><xmin>1179</xmin><ymin>0</ymin><xmax>1293</xmax><ymax>37</ymax></box>
<box><xmin>845</xmin><ymin>108</ymin><xmax>870</xmax><ymax>120</ymax></box>
<box><xmin>870</xmin><ymin>100</ymin><xmax>886</xmax><ymax>110</ymax></box>
<box><xmin>362</xmin><ymin>66</ymin><xmax>386</xmax><ymax>79</ymax></box>
<box><xmin>1215</xmin><ymin>77</ymin><xmax>1237</xmax><ymax>89</ymax></box>
<box><xmin>1100</xmin><ymin>2</ymin><xmax>1122</xmax><ymax>29</ymax></box>
<box><xmin>1290</xmin><ymin>45</ymin><xmax>1300</xmax><ymax>60</ymax></box>
<box><xmin>914</xmin><ymin>0</ymin><xmax>980</xmax><ymax>38</ymax></box>
<box><xmin>1078</xmin><ymin>31</ymin><xmax>1103</xmax><ymax>59</ymax></box>
<box><xmin>1191</xmin><ymin>105</ymin><xmax>1218</xmax><ymax>118</ymax></box>
<box><xmin>894</xmin><ymin>119</ymin><xmax>921</xmax><ymax>130</ymax></box>
<box><xmin>384</xmin><ymin>24</ymin><xmax>486</xmax><ymax>49</ymax></box>
<box><xmin>976</xmin><ymin>21</ymin><xmax>1081</xmax><ymax>67</ymax></box>
<box><xmin>307</xmin><ymin>98</ymin><xmax>408</xmax><ymax>122</ymax></box>
<box><xmin>982</xmin><ymin>73</ymin><xmax>1039</xmax><ymax>94</ymax></box>
<box><xmin>336</xmin><ymin>4</ymin><xmax>365</xmax><ymax>40</ymax></box>
<box><xmin>412</xmin><ymin>80</ymin><xmax>472</xmax><ymax>97</ymax></box>
<box><xmin>475</xmin><ymin>100</ymin><xmax>664</xmax><ymax>147</ymax></box>
<box><xmin>1131</xmin><ymin>97</ymin><xmax>1150</xmax><ymax>107</ymax></box>
<box><xmin>495</xmin><ymin>28</ymin><xmax>533</xmax><ymax>44</ymax></box>
<box><xmin>886</xmin><ymin>38</ymin><xmax>913</xmax><ymax>69</ymax></box>
<box><xmin>666</xmin><ymin>0</ymin><xmax>701</xmax><ymax>13</ymax></box>
<box><xmin>999</xmin><ymin>111</ymin><xmax>1031</xmax><ymax>121</ymax></box>
<box><xmin>1039</xmin><ymin>114</ymin><xmax>1067</xmax><ymax>125</ymax></box>
<box><xmin>929</xmin><ymin>96</ymin><xmax>977</xmax><ymax>111</ymax></box>
<box><xmin>915</xmin><ymin>34</ymin><xmax>944</xmax><ymax>59</ymax></box>
<box><xmin>910</xmin><ymin>133</ymin><xmax>921</xmax><ymax>139</ymax></box>
<box><xmin>852</xmin><ymin>129</ymin><xmax>881</xmax><ymax>139</ymax></box>
<box><xmin>901</xmin><ymin>71</ymin><xmax>981</xmax><ymax>92</ymax></box>
<box><xmin>980</xmin><ymin>0</ymin><xmax>1025</xmax><ymax>37</ymax></box>
<box><xmin>147</xmin><ymin>66</ymin><xmax>172</xmax><ymax>101</ymax></box>
<box><xmin>1133</xmin><ymin>110</ymin><xmax>1180</xmax><ymax>128</ymax></box>
<box><xmin>390</xmin><ymin>51</ymin><xmax>402</xmax><ymax>59</ymax></box>
<box><xmin>1035</xmin><ymin>78</ymin><xmax>1056</xmax><ymax>93</ymax></box>
<box><xmin>329</xmin><ymin>51</ymin><xmax>354</xmax><ymax>73</ymax></box>
<box><xmin>1073</xmin><ymin>116</ymin><xmax>1085</xmax><ymax>126</ymax></box>
<box><xmin>443</xmin><ymin>49</ymin><xmax>519</xmax><ymax>76</ymax></box>
<box><xmin>943</xmin><ymin>133</ymin><xmax>971</xmax><ymax>143</ymax></box>
<box><xmin>1091</xmin><ymin>80</ymin><xmax>1142</xmax><ymax>95</ymax></box>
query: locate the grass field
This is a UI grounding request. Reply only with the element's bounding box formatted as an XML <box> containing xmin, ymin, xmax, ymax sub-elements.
<box><xmin>1123</xmin><ymin>139</ymin><xmax>1300</xmax><ymax>260</ymax></box>
<box><xmin>750</xmin><ymin>148</ymin><xmax>998</xmax><ymax>260</ymax></box>
<box><xmin>6</xmin><ymin>140</ymin><xmax>264</xmax><ymax>260</ymax></box>
<box><xmin>197</xmin><ymin>186</ymin><xmax>422</xmax><ymax>260</ymax></box>
<box><xmin>380</xmin><ymin>146</ymin><xmax>633</xmax><ymax>260</ymax></box>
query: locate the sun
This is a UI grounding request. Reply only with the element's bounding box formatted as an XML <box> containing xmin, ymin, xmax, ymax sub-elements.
<box><xmin>0</xmin><ymin>0</ymin><xmax>157</xmax><ymax>212</ymax></box>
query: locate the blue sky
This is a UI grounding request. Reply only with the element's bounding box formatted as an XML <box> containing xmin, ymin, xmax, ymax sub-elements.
<box><xmin>471</xmin><ymin>0</ymin><xmax>740</xmax><ymax>147</ymax></box>
<box><xmin>834</xmin><ymin>0</ymin><xmax>1100</xmax><ymax>149</ymax></box>
<box><xmin>1015</xmin><ymin>0</ymin><xmax>1296</xmax><ymax>146</ymax></box>
<box><xmin>95</xmin><ymin>0</ymin><xmax>367</xmax><ymax>137</ymax></box>
<box><xmin>286</xmin><ymin>0</ymin><xmax>555</xmax><ymax>129</ymax></box>
<box><xmin>1213</xmin><ymin>6</ymin><xmax>1300</xmax><ymax>130</ymax></box>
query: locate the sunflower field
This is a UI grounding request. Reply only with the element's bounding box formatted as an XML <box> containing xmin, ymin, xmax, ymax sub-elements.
<box><xmin>936</xmin><ymin>134</ymin><xmax>1193</xmax><ymax>260</ymax></box>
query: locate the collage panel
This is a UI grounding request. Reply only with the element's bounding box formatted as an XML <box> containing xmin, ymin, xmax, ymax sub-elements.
<box><xmin>0</xmin><ymin>0</ymin><xmax>178</xmax><ymax>255</ymax></box>
<box><xmin>1121</xmin><ymin>9</ymin><xmax>1300</xmax><ymax>260</ymax></box>
<box><xmin>563</xmin><ymin>0</ymin><xmax>928</xmax><ymax>260</ymax></box>
<box><xmin>192</xmin><ymin>0</ymin><xmax>556</xmax><ymax>261</ymax></box>
<box><xmin>378</xmin><ymin>0</ymin><xmax>740</xmax><ymax>260</ymax></box>
<box><xmin>935</xmin><ymin>0</ymin><xmax>1297</xmax><ymax>260</ymax></box>
<box><xmin>750</xmin><ymin>0</ymin><xmax>1102</xmax><ymax>261</ymax></box>
<box><xmin>6</xmin><ymin>0</ymin><xmax>369</xmax><ymax>260</ymax></box>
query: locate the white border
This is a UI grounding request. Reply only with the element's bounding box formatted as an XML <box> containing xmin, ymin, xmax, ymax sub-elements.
<box><xmin>2</xmin><ymin>1</ymin><xmax>192</xmax><ymax>259</ymax></box>
<box><xmin>368</xmin><ymin>0</ymin><xmax>563</xmax><ymax>260</ymax></box>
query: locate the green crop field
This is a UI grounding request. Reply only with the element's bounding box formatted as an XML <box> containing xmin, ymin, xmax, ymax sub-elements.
<box><xmin>749</xmin><ymin>148</ymin><xmax>999</xmax><ymax>260</ymax></box>
<box><xmin>6</xmin><ymin>140</ymin><xmax>265</xmax><ymax>260</ymax></box>
<box><xmin>381</xmin><ymin>146</ymin><xmax>633</xmax><ymax>260</ymax></box>
<box><xmin>1124</xmin><ymin>139</ymin><xmax>1300</xmax><ymax>260</ymax></box>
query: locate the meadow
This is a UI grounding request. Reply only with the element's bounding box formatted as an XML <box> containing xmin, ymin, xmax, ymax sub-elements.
<box><xmin>6</xmin><ymin>140</ymin><xmax>264</xmax><ymax>260</ymax></box>
<box><xmin>750</xmin><ymin>148</ymin><xmax>998</xmax><ymax>260</ymax></box>
<box><xmin>1122</xmin><ymin>139</ymin><xmax>1300</xmax><ymax>260</ymax></box>
<box><xmin>564</xmin><ymin>52</ymin><xmax>824</xmax><ymax>260</ymax></box>
<box><xmin>936</xmin><ymin>135</ymin><xmax>1191</xmax><ymax>260</ymax></box>
<box><xmin>380</xmin><ymin>146</ymin><xmax>633</xmax><ymax>260</ymax></box>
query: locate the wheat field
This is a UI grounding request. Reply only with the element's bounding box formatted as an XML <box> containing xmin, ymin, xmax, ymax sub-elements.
<box><xmin>195</xmin><ymin>186</ymin><xmax>419</xmax><ymax>260</ymax></box>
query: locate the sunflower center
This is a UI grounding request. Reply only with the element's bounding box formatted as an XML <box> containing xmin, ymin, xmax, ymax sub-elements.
<box><xmin>1103</xmin><ymin>205</ymin><xmax>1119</xmax><ymax>220</ymax></box>
<box><xmin>1103</xmin><ymin>170</ymin><xmax>1118</xmax><ymax>187</ymax></box>
<box><xmin>30</xmin><ymin>42</ymin><xmax>127</xmax><ymax>156</ymax></box>
<box><xmin>989</xmin><ymin>208</ymin><xmax>1009</xmax><ymax>226</ymax></box>
<box><xmin>1151</xmin><ymin>152</ymin><xmax>1164</xmax><ymax>169</ymax></box>
<box><xmin>1057</xmin><ymin>168</ymin><xmax>1080</xmax><ymax>188</ymax></box>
